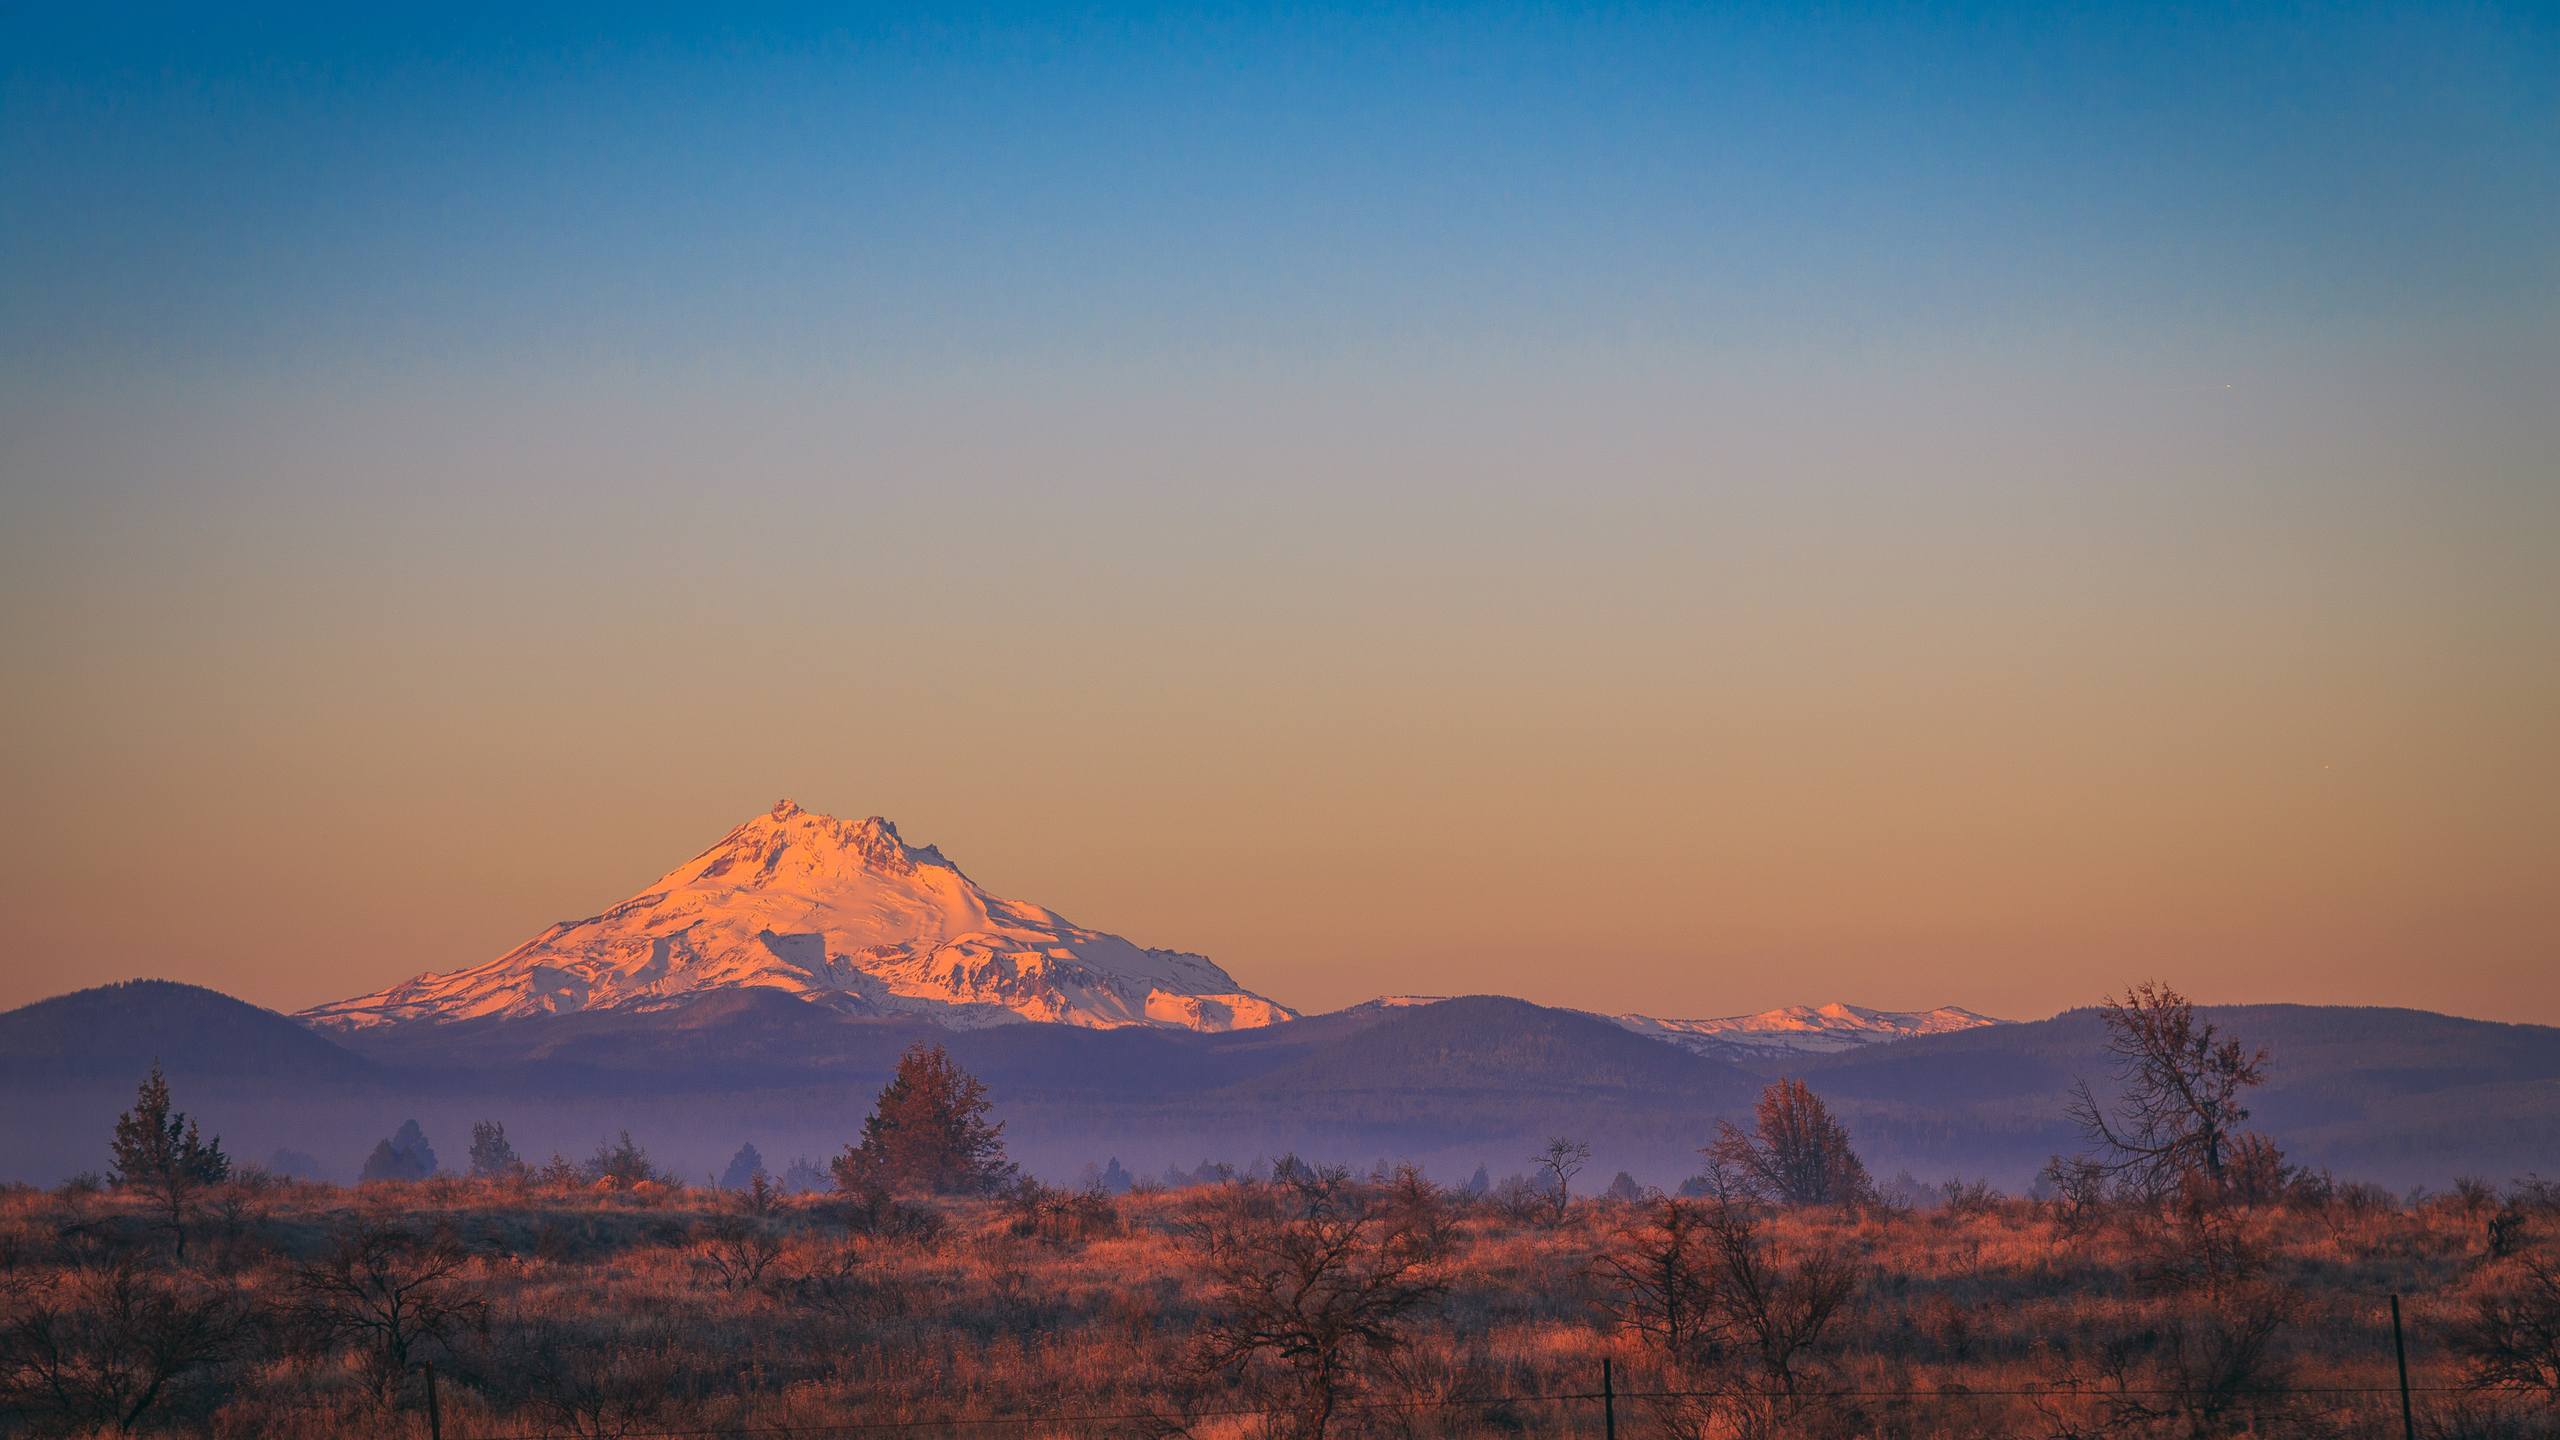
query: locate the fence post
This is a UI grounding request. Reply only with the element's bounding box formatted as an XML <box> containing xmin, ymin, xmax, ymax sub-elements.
<box><xmin>2390</xmin><ymin>1294</ymin><xmax>2414</xmax><ymax>1440</ymax></box>
<box><xmin>425</xmin><ymin>1360</ymin><xmax>442</xmax><ymax>1440</ymax></box>
<box><xmin>1601</xmin><ymin>1355</ymin><xmax>1615</xmax><ymax>1440</ymax></box>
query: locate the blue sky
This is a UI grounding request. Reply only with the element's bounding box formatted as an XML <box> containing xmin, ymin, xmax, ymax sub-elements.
<box><xmin>8</xmin><ymin>4</ymin><xmax>2552</xmax><ymax>382</ymax></box>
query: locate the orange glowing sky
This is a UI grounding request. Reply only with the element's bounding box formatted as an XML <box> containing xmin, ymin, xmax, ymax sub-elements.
<box><xmin>4</xmin><ymin>352</ymin><xmax>2554</xmax><ymax>1024</ymax></box>
<box><xmin>3</xmin><ymin>7</ymin><xmax>2555</xmax><ymax>1024</ymax></box>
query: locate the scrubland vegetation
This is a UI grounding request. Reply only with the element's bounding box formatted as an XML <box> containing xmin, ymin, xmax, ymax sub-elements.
<box><xmin>4</xmin><ymin>994</ymin><xmax>2558</xmax><ymax>1438</ymax></box>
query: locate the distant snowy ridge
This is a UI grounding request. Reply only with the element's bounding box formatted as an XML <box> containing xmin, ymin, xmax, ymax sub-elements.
<box><xmin>1330</xmin><ymin>996</ymin><xmax>2006</xmax><ymax>1057</ymax></box>
<box><xmin>301</xmin><ymin>800</ymin><xmax>1297</xmax><ymax>1034</ymax></box>
<box><xmin>1612</xmin><ymin>1001</ymin><xmax>2006</xmax><ymax>1057</ymax></box>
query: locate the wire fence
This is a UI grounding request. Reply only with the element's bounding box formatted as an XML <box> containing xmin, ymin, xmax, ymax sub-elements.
<box><xmin>433</xmin><ymin>1371</ymin><xmax>2508</xmax><ymax>1440</ymax></box>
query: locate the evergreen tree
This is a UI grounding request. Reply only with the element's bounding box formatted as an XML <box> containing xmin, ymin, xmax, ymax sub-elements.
<box><xmin>720</xmin><ymin>1142</ymin><xmax>767</xmax><ymax>1191</ymax></box>
<box><xmin>587</xmin><ymin>1130</ymin><xmax>659</xmax><ymax>1190</ymax></box>
<box><xmin>831</xmin><ymin>1043</ymin><xmax>1015</xmax><ymax>1196</ymax></box>
<box><xmin>266</xmin><ymin>1148</ymin><xmax>324</xmax><ymax>1181</ymax></box>
<box><xmin>359</xmin><ymin>1120</ymin><xmax>438</xmax><ymax>1183</ymax></box>
<box><xmin>468</xmin><ymin>1119</ymin><xmax>521</xmax><ymax>1179</ymax></box>
<box><xmin>110</xmin><ymin>1064</ymin><xmax>229</xmax><ymax>1257</ymax></box>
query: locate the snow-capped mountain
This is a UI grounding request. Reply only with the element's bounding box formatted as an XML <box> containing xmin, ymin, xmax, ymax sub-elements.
<box><xmin>301</xmin><ymin>801</ymin><xmax>1297</xmax><ymax>1034</ymax></box>
<box><xmin>1613</xmin><ymin>1002</ymin><xmax>2005</xmax><ymax>1057</ymax></box>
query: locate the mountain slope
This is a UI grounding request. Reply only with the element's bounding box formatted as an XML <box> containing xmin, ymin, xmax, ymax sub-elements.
<box><xmin>0</xmin><ymin>980</ymin><xmax>375</xmax><ymax>1085</ymax></box>
<box><xmin>5</xmin><ymin>987</ymin><xmax>2554</xmax><ymax>1191</ymax></box>
<box><xmin>1245</xmin><ymin>996</ymin><xmax>1754</xmax><ymax>1100</ymax></box>
<box><xmin>301</xmin><ymin>801</ymin><xmax>1296</xmax><ymax>1033</ymax></box>
<box><xmin>1796</xmin><ymin>1004</ymin><xmax>2560</xmax><ymax>1185</ymax></box>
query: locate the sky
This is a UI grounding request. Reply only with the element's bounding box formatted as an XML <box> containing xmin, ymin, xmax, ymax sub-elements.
<box><xmin>2</xmin><ymin>3</ymin><xmax>2554</xmax><ymax>1025</ymax></box>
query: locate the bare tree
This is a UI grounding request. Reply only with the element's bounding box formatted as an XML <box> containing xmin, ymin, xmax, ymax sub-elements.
<box><xmin>1186</xmin><ymin>1164</ymin><xmax>1452</xmax><ymax>1439</ymax></box>
<box><xmin>2065</xmin><ymin>981</ymin><xmax>2269</xmax><ymax>1201</ymax></box>
<box><xmin>1626</xmin><ymin>1182</ymin><xmax>1864</xmax><ymax>1440</ymax></box>
<box><xmin>1595</xmin><ymin>1197</ymin><xmax>1721</xmax><ymax>1358</ymax></box>
<box><xmin>288</xmin><ymin>1220</ymin><xmax>486</xmax><ymax>1404</ymax></box>
<box><xmin>1532</xmin><ymin>1138</ymin><xmax>1592</xmax><ymax>1224</ymax></box>
<box><xmin>1707</xmin><ymin>1079</ymin><xmax>1874</xmax><ymax>1207</ymax></box>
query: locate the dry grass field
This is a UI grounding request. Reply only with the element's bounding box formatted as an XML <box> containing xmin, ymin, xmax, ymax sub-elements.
<box><xmin>3</xmin><ymin>1160</ymin><xmax>2557</xmax><ymax>1439</ymax></box>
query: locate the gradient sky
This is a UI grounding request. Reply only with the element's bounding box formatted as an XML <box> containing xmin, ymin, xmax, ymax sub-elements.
<box><xmin>3</xmin><ymin>3</ymin><xmax>2554</xmax><ymax>1024</ymax></box>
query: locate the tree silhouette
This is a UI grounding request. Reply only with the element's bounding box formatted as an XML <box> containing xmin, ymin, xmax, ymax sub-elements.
<box><xmin>288</xmin><ymin>1219</ymin><xmax>485</xmax><ymax>1403</ymax></box>
<box><xmin>832</xmin><ymin>1043</ymin><xmax>1015</xmax><ymax>1196</ymax></box>
<box><xmin>720</xmin><ymin>1142</ymin><xmax>767</xmax><ymax>1191</ymax></box>
<box><xmin>110</xmin><ymin>1065</ymin><xmax>229</xmax><ymax>1258</ymax></box>
<box><xmin>468</xmin><ymin>1120</ymin><xmax>521</xmax><ymax>1179</ymax></box>
<box><xmin>359</xmin><ymin>1120</ymin><xmax>437</xmax><ymax>1183</ymax></box>
<box><xmin>1187</xmin><ymin>1162</ymin><xmax>1451</xmax><ymax>1438</ymax></box>
<box><xmin>1532</xmin><ymin>1137</ymin><xmax>1591</xmax><ymax>1223</ymax></box>
<box><xmin>2065</xmin><ymin>981</ymin><xmax>2270</xmax><ymax>1201</ymax></box>
<box><xmin>1706</xmin><ymin>1079</ymin><xmax>1873</xmax><ymax>1207</ymax></box>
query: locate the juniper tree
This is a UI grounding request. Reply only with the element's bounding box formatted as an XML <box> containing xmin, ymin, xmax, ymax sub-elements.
<box><xmin>109</xmin><ymin>1065</ymin><xmax>229</xmax><ymax>1258</ymax></box>
<box><xmin>360</xmin><ymin>1120</ymin><xmax>437</xmax><ymax>1183</ymax></box>
<box><xmin>720</xmin><ymin>1142</ymin><xmax>767</xmax><ymax>1192</ymax></box>
<box><xmin>832</xmin><ymin>1043</ymin><xmax>1015</xmax><ymax>1196</ymax></box>
<box><xmin>467</xmin><ymin>1120</ymin><xmax>521</xmax><ymax>1179</ymax></box>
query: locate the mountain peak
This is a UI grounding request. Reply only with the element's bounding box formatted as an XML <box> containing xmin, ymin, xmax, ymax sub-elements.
<box><xmin>303</xmin><ymin>801</ymin><xmax>1296</xmax><ymax>1035</ymax></box>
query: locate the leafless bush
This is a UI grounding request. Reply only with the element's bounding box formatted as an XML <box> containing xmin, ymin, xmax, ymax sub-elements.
<box><xmin>2491</xmin><ymin>1205</ymin><xmax>2534</xmax><ymax>1260</ymax></box>
<box><xmin>783</xmin><ymin>1236</ymin><xmax>912</xmax><ymax>1330</ymax></box>
<box><xmin>1595</xmin><ymin>1197</ymin><xmax>1720</xmax><ymax>1358</ymax></box>
<box><xmin>467</xmin><ymin>1312</ymin><xmax>689</xmax><ymax>1440</ymax></box>
<box><xmin>833</xmin><ymin>1185</ymin><xmax>948</xmax><ymax>1246</ymax></box>
<box><xmin>1005</xmin><ymin>1178</ymin><xmax>1117</xmax><ymax>1246</ymax></box>
<box><xmin>2449</xmin><ymin>1253</ymin><xmax>2560</xmax><ymax>1399</ymax></box>
<box><xmin>0</xmin><ymin>1258</ymin><xmax>243</xmax><ymax>1434</ymax></box>
<box><xmin>286</xmin><ymin>1219</ymin><xmax>487</xmax><ymax>1404</ymax></box>
<box><xmin>1940</xmin><ymin>1177</ymin><xmax>2003</xmax><ymax>1219</ymax></box>
<box><xmin>2040</xmin><ymin>1154</ymin><xmax>2115</xmax><ymax>1239</ymax></box>
<box><xmin>2042</xmin><ymin>1280</ymin><xmax>2307</xmax><ymax>1439</ymax></box>
<box><xmin>1184</xmin><ymin>1165</ymin><xmax>1452</xmax><ymax>1439</ymax></box>
<box><xmin>1614</xmin><ymin>1187</ymin><xmax>1864</xmax><ymax>1440</ymax></box>
<box><xmin>2131</xmin><ymin>1197</ymin><xmax>2270</xmax><ymax>1296</ymax></box>
<box><xmin>689</xmin><ymin>1213</ymin><xmax>783</xmax><ymax>1291</ymax></box>
<box><xmin>1485</xmin><ymin>1174</ymin><xmax>1550</xmax><ymax>1226</ymax></box>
